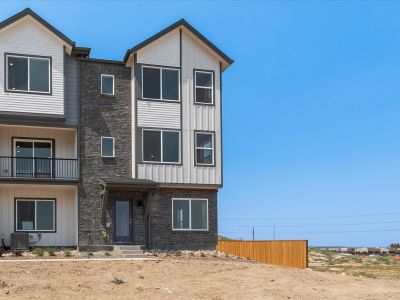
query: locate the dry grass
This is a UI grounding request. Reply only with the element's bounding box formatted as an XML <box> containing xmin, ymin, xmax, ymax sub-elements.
<box><xmin>309</xmin><ymin>249</ymin><xmax>400</xmax><ymax>280</ymax></box>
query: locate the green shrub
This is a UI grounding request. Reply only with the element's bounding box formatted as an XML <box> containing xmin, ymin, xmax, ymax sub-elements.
<box><xmin>105</xmin><ymin>252</ymin><xmax>111</xmax><ymax>256</ymax></box>
<box><xmin>111</xmin><ymin>278</ymin><xmax>124</xmax><ymax>285</ymax></box>
<box><xmin>63</xmin><ymin>249</ymin><xmax>72</xmax><ymax>257</ymax></box>
<box><xmin>47</xmin><ymin>248</ymin><xmax>56</xmax><ymax>256</ymax></box>
<box><xmin>32</xmin><ymin>247</ymin><xmax>44</xmax><ymax>257</ymax></box>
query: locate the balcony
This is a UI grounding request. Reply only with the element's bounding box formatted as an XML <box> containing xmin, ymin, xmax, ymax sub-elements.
<box><xmin>0</xmin><ymin>156</ymin><xmax>78</xmax><ymax>181</ymax></box>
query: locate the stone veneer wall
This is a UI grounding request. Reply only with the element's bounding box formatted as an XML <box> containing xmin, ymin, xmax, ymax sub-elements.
<box><xmin>78</xmin><ymin>60</ymin><xmax>132</xmax><ymax>246</ymax></box>
<box><xmin>148</xmin><ymin>188</ymin><xmax>218</xmax><ymax>250</ymax></box>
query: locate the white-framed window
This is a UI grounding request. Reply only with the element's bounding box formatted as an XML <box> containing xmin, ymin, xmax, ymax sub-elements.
<box><xmin>101</xmin><ymin>137</ymin><xmax>115</xmax><ymax>157</ymax></box>
<box><xmin>194</xmin><ymin>70</ymin><xmax>213</xmax><ymax>104</ymax></box>
<box><xmin>142</xmin><ymin>65</ymin><xmax>180</xmax><ymax>101</ymax></box>
<box><xmin>142</xmin><ymin>129</ymin><xmax>180</xmax><ymax>164</ymax></box>
<box><xmin>195</xmin><ymin>132</ymin><xmax>214</xmax><ymax>166</ymax></box>
<box><xmin>172</xmin><ymin>198</ymin><xmax>208</xmax><ymax>231</ymax></box>
<box><xmin>101</xmin><ymin>74</ymin><xmax>114</xmax><ymax>95</ymax></box>
<box><xmin>13</xmin><ymin>138</ymin><xmax>53</xmax><ymax>178</ymax></box>
<box><xmin>15</xmin><ymin>198</ymin><xmax>55</xmax><ymax>232</ymax></box>
<box><xmin>6</xmin><ymin>54</ymin><xmax>51</xmax><ymax>94</ymax></box>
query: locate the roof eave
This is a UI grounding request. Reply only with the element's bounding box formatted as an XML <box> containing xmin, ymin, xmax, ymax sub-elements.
<box><xmin>123</xmin><ymin>19</ymin><xmax>233</xmax><ymax>68</ymax></box>
<box><xmin>0</xmin><ymin>8</ymin><xmax>75</xmax><ymax>49</ymax></box>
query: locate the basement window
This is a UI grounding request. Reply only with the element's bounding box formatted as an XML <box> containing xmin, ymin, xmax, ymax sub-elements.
<box><xmin>6</xmin><ymin>54</ymin><xmax>51</xmax><ymax>94</ymax></box>
<box><xmin>172</xmin><ymin>199</ymin><xmax>208</xmax><ymax>231</ymax></box>
<box><xmin>15</xmin><ymin>199</ymin><xmax>55</xmax><ymax>232</ymax></box>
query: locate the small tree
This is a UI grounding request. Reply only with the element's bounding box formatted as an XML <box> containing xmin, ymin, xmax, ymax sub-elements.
<box><xmin>389</xmin><ymin>243</ymin><xmax>400</xmax><ymax>254</ymax></box>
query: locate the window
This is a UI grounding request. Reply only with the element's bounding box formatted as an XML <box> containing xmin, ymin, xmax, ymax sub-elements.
<box><xmin>142</xmin><ymin>129</ymin><xmax>180</xmax><ymax>163</ymax></box>
<box><xmin>195</xmin><ymin>70</ymin><xmax>213</xmax><ymax>104</ymax></box>
<box><xmin>172</xmin><ymin>199</ymin><xmax>208</xmax><ymax>230</ymax></box>
<box><xmin>101</xmin><ymin>137</ymin><xmax>115</xmax><ymax>157</ymax></box>
<box><xmin>14</xmin><ymin>139</ymin><xmax>53</xmax><ymax>178</ymax></box>
<box><xmin>16</xmin><ymin>199</ymin><xmax>55</xmax><ymax>232</ymax></box>
<box><xmin>195</xmin><ymin>132</ymin><xmax>214</xmax><ymax>166</ymax></box>
<box><xmin>101</xmin><ymin>74</ymin><xmax>114</xmax><ymax>95</ymax></box>
<box><xmin>6</xmin><ymin>54</ymin><xmax>50</xmax><ymax>93</ymax></box>
<box><xmin>142</xmin><ymin>66</ymin><xmax>180</xmax><ymax>101</ymax></box>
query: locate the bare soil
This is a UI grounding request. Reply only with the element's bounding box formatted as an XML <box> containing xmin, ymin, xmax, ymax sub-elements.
<box><xmin>1</xmin><ymin>256</ymin><xmax>399</xmax><ymax>299</ymax></box>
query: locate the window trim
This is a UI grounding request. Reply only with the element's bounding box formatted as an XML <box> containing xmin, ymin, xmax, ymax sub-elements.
<box><xmin>5</xmin><ymin>53</ymin><xmax>52</xmax><ymax>95</ymax></box>
<box><xmin>141</xmin><ymin>65</ymin><xmax>181</xmax><ymax>102</ymax></box>
<box><xmin>12</xmin><ymin>138</ymin><xmax>54</xmax><ymax>178</ymax></box>
<box><xmin>100</xmin><ymin>74</ymin><xmax>115</xmax><ymax>95</ymax></box>
<box><xmin>172</xmin><ymin>198</ymin><xmax>209</xmax><ymax>231</ymax></box>
<box><xmin>141</xmin><ymin>128</ymin><xmax>181</xmax><ymax>164</ymax></box>
<box><xmin>14</xmin><ymin>198</ymin><xmax>56</xmax><ymax>233</ymax></box>
<box><xmin>101</xmin><ymin>137</ymin><xmax>115</xmax><ymax>158</ymax></box>
<box><xmin>194</xmin><ymin>69</ymin><xmax>214</xmax><ymax>106</ymax></box>
<box><xmin>194</xmin><ymin>131</ymin><xmax>215</xmax><ymax>166</ymax></box>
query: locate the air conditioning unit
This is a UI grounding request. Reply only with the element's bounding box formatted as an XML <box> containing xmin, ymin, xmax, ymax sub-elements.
<box><xmin>10</xmin><ymin>233</ymin><xmax>29</xmax><ymax>250</ymax></box>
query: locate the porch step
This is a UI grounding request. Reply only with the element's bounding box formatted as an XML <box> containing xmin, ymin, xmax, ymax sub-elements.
<box><xmin>113</xmin><ymin>245</ymin><xmax>146</xmax><ymax>258</ymax></box>
<box><xmin>117</xmin><ymin>245</ymin><xmax>146</xmax><ymax>251</ymax></box>
<box><xmin>120</xmin><ymin>250</ymin><xmax>143</xmax><ymax>255</ymax></box>
<box><xmin>124</xmin><ymin>254</ymin><xmax>147</xmax><ymax>258</ymax></box>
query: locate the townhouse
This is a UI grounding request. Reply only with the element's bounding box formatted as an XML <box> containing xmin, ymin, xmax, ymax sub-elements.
<box><xmin>0</xmin><ymin>8</ymin><xmax>233</xmax><ymax>250</ymax></box>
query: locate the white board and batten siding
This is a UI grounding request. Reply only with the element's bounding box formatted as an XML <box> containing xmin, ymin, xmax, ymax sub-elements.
<box><xmin>0</xmin><ymin>125</ymin><xmax>77</xmax><ymax>178</ymax></box>
<box><xmin>0</xmin><ymin>125</ymin><xmax>77</xmax><ymax>158</ymax></box>
<box><xmin>135</xmin><ymin>27</ymin><xmax>222</xmax><ymax>186</ymax></box>
<box><xmin>0</xmin><ymin>184</ymin><xmax>78</xmax><ymax>247</ymax></box>
<box><xmin>0</xmin><ymin>17</ymin><xmax>65</xmax><ymax>115</ymax></box>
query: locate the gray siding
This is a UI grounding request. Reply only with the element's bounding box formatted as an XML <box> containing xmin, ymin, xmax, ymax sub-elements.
<box><xmin>64</xmin><ymin>54</ymin><xmax>79</xmax><ymax>126</ymax></box>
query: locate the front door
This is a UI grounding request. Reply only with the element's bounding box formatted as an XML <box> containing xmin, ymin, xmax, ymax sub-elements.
<box><xmin>113</xmin><ymin>199</ymin><xmax>133</xmax><ymax>244</ymax></box>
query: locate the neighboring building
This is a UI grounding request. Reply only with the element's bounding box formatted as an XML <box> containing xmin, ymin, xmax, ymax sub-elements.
<box><xmin>0</xmin><ymin>8</ymin><xmax>233</xmax><ymax>250</ymax></box>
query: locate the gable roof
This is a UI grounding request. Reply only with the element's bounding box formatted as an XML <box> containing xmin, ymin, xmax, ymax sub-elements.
<box><xmin>0</xmin><ymin>7</ymin><xmax>75</xmax><ymax>48</ymax></box>
<box><xmin>123</xmin><ymin>18</ymin><xmax>233</xmax><ymax>67</ymax></box>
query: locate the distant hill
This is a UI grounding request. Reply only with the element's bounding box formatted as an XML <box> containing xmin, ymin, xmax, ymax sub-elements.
<box><xmin>218</xmin><ymin>235</ymin><xmax>233</xmax><ymax>241</ymax></box>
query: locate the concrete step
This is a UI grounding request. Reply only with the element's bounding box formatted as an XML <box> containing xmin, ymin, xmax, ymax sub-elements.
<box><xmin>123</xmin><ymin>254</ymin><xmax>147</xmax><ymax>258</ymax></box>
<box><xmin>116</xmin><ymin>245</ymin><xmax>146</xmax><ymax>251</ymax></box>
<box><xmin>120</xmin><ymin>250</ymin><xmax>144</xmax><ymax>255</ymax></box>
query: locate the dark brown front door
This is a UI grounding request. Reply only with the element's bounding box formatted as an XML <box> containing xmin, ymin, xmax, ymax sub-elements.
<box><xmin>113</xmin><ymin>199</ymin><xmax>133</xmax><ymax>244</ymax></box>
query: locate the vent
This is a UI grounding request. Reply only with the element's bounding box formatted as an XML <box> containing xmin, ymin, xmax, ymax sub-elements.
<box><xmin>10</xmin><ymin>233</ymin><xmax>29</xmax><ymax>250</ymax></box>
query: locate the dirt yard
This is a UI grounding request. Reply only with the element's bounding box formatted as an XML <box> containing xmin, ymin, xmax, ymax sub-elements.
<box><xmin>1</xmin><ymin>256</ymin><xmax>399</xmax><ymax>299</ymax></box>
<box><xmin>309</xmin><ymin>249</ymin><xmax>400</xmax><ymax>280</ymax></box>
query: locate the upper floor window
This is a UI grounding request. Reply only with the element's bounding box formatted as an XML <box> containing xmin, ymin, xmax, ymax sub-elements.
<box><xmin>142</xmin><ymin>66</ymin><xmax>180</xmax><ymax>101</ymax></box>
<box><xmin>142</xmin><ymin>129</ymin><xmax>180</xmax><ymax>163</ymax></box>
<box><xmin>194</xmin><ymin>70</ymin><xmax>213</xmax><ymax>105</ymax></box>
<box><xmin>195</xmin><ymin>132</ymin><xmax>214</xmax><ymax>166</ymax></box>
<box><xmin>101</xmin><ymin>137</ymin><xmax>115</xmax><ymax>158</ymax></box>
<box><xmin>101</xmin><ymin>74</ymin><xmax>114</xmax><ymax>95</ymax></box>
<box><xmin>6</xmin><ymin>54</ymin><xmax>51</xmax><ymax>94</ymax></box>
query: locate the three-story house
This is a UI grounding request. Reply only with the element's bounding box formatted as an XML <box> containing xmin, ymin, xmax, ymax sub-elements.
<box><xmin>0</xmin><ymin>8</ymin><xmax>233</xmax><ymax>250</ymax></box>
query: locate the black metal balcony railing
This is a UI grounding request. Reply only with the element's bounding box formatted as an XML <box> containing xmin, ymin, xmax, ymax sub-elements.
<box><xmin>0</xmin><ymin>156</ymin><xmax>78</xmax><ymax>180</ymax></box>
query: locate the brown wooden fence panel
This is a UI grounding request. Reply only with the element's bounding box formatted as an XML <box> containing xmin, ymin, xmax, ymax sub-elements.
<box><xmin>217</xmin><ymin>240</ymin><xmax>308</xmax><ymax>269</ymax></box>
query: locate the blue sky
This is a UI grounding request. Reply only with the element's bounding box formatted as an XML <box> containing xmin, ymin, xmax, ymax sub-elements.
<box><xmin>2</xmin><ymin>1</ymin><xmax>400</xmax><ymax>247</ymax></box>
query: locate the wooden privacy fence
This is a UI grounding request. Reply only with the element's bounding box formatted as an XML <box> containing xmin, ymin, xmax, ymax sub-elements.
<box><xmin>217</xmin><ymin>240</ymin><xmax>308</xmax><ymax>269</ymax></box>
